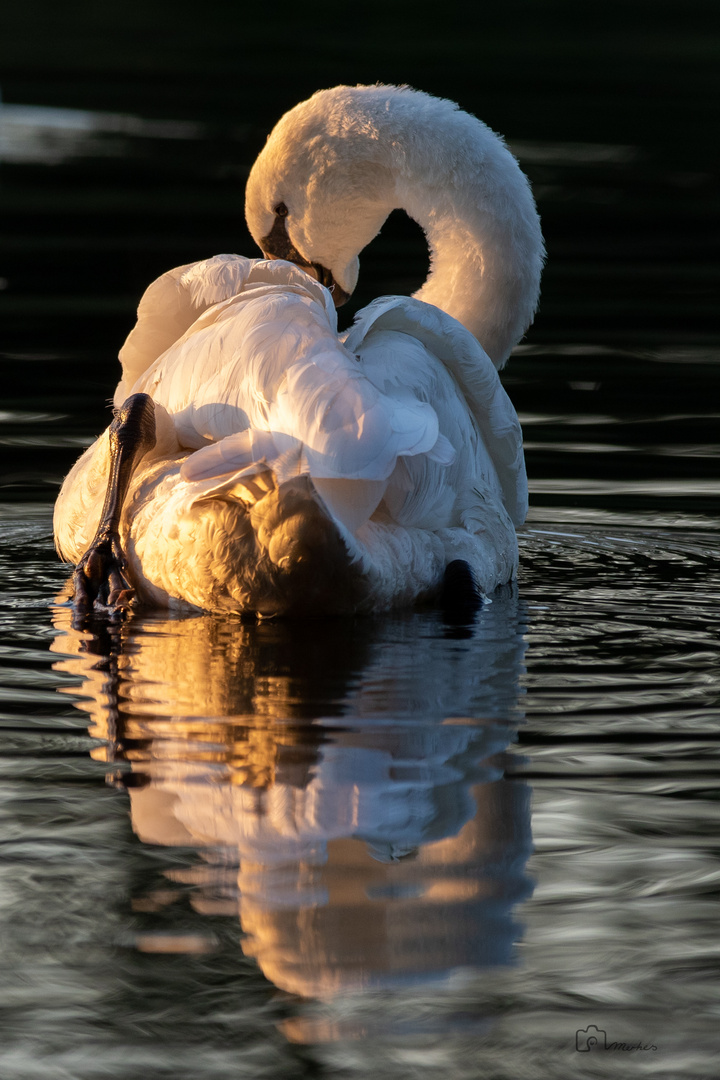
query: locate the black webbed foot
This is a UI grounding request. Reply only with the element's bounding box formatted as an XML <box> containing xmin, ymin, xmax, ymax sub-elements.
<box><xmin>72</xmin><ymin>535</ymin><xmax>135</xmax><ymax>618</ymax></box>
<box><xmin>441</xmin><ymin>559</ymin><xmax>484</xmax><ymax>626</ymax></box>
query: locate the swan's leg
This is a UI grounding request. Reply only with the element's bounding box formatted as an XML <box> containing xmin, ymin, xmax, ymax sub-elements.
<box><xmin>72</xmin><ymin>393</ymin><xmax>156</xmax><ymax>617</ymax></box>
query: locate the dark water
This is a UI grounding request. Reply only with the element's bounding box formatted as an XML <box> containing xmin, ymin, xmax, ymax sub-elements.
<box><xmin>2</xmin><ymin>5</ymin><xmax>720</xmax><ymax>1077</ymax></box>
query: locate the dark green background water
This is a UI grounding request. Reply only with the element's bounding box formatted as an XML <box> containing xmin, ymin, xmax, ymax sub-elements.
<box><xmin>1</xmin><ymin>3</ymin><xmax>719</xmax><ymax>1077</ymax></box>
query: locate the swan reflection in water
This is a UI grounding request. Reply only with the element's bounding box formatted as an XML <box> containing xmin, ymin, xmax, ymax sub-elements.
<box><xmin>51</xmin><ymin>593</ymin><xmax>533</xmax><ymax>1001</ymax></box>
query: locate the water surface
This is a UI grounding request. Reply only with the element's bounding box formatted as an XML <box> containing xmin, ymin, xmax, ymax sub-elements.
<box><xmin>1</xmin><ymin>12</ymin><xmax>720</xmax><ymax>1077</ymax></box>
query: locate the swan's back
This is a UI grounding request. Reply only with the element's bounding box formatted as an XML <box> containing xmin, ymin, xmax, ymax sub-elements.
<box><xmin>56</xmin><ymin>256</ymin><xmax>523</xmax><ymax>615</ymax></box>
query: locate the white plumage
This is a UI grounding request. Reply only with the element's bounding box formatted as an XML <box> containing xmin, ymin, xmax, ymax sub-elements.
<box><xmin>54</xmin><ymin>85</ymin><xmax>543</xmax><ymax>616</ymax></box>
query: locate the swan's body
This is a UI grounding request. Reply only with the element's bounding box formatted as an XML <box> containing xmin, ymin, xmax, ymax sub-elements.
<box><xmin>54</xmin><ymin>85</ymin><xmax>543</xmax><ymax>616</ymax></box>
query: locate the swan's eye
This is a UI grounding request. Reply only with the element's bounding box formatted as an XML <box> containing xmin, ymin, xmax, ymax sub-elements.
<box><xmin>274</xmin><ymin>202</ymin><xmax>288</xmax><ymax>217</ymax></box>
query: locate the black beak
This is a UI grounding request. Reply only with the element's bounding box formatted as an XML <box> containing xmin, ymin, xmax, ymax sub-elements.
<box><xmin>260</xmin><ymin>214</ymin><xmax>350</xmax><ymax>308</ymax></box>
<box><xmin>312</xmin><ymin>263</ymin><xmax>350</xmax><ymax>307</ymax></box>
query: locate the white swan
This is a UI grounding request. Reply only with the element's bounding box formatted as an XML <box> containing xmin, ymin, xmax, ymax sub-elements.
<box><xmin>54</xmin><ymin>84</ymin><xmax>544</xmax><ymax>617</ymax></box>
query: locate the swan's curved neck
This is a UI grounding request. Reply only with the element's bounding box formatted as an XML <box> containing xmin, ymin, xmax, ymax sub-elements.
<box><xmin>381</xmin><ymin>103</ymin><xmax>544</xmax><ymax>368</ymax></box>
<box><xmin>247</xmin><ymin>87</ymin><xmax>544</xmax><ymax>368</ymax></box>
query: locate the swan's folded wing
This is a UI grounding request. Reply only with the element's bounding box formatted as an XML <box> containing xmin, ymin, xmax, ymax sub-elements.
<box><xmin>116</xmin><ymin>254</ymin><xmax>258</xmax><ymax>403</ymax></box>
<box><xmin>118</xmin><ymin>256</ymin><xmax>340</xmax><ymax>408</ymax></box>
<box><xmin>274</xmin><ymin>347</ymin><xmax>447</xmax><ymax>480</ymax></box>
<box><xmin>344</xmin><ymin>296</ymin><xmax>528</xmax><ymax>526</ymax></box>
<box><xmin>181</xmin><ymin>429</ymin><xmax>300</xmax><ymax>485</ymax></box>
<box><xmin>178</xmin><ymin>429</ymin><xmax>387</xmax><ymax>535</ymax></box>
<box><xmin>130</xmin><ymin>271</ymin><xmax>451</xmax><ymax>484</ymax></box>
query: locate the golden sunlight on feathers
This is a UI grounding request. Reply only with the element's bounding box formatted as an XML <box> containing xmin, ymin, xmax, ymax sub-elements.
<box><xmin>54</xmin><ymin>85</ymin><xmax>543</xmax><ymax>616</ymax></box>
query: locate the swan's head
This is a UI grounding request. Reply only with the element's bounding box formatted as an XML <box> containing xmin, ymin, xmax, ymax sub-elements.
<box><xmin>245</xmin><ymin>86</ymin><xmax>397</xmax><ymax>307</ymax></box>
